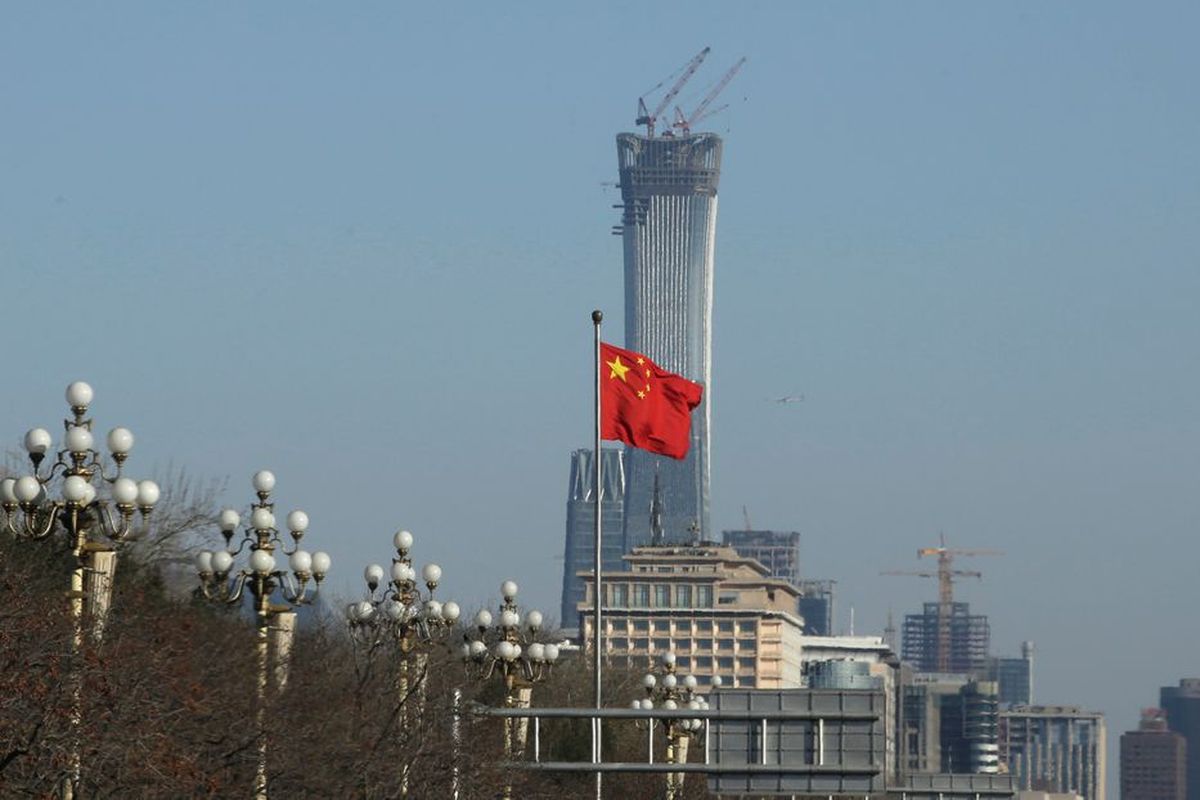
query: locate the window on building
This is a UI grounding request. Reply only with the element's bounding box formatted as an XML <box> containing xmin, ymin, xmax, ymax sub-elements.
<box><xmin>717</xmin><ymin>657</ymin><xmax>734</xmax><ymax>670</ymax></box>
<box><xmin>674</xmin><ymin>585</ymin><xmax>693</xmax><ymax>607</ymax></box>
<box><xmin>610</xmin><ymin>637</ymin><xmax>629</xmax><ymax>650</ymax></box>
<box><xmin>674</xmin><ymin>639</ymin><xmax>692</xmax><ymax>653</ymax></box>
<box><xmin>696</xmin><ymin>586</ymin><xmax>714</xmax><ymax>608</ymax></box>
<box><xmin>717</xmin><ymin>621</ymin><xmax>735</xmax><ymax>633</ymax></box>
<box><xmin>652</xmin><ymin>637</ymin><xmax>670</xmax><ymax>651</ymax></box>
<box><xmin>612</xmin><ymin>584</ymin><xmax>629</xmax><ymax>607</ymax></box>
<box><xmin>632</xmin><ymin>637</ymin><xmax>649</xmax><ymax>651</ymax></box>
<box><xmin>718</xmin><ymin>638</ymin><xmax>734</xmax><ymax>652</ymax></box>
<box><xmin>653</xmin><ymin>584</ymin><xmax>671</xmax><ymax>608</ymax></box>
<box><xmin>696</xmin><ymin>638</ymin><xmax>713</xmax><ymax>652</ymax></box>
<box><xmin>632</xmin><ymin>585</ymin><xmax>650</xmax><ymax>607</ymax></box>
<box><xmin>738</xmin><ymin>657</ymin><xmax>756</xmax><ymax>671</ymax></box>
<box><xmin>737</xmin><ymin>638</ymin><xmax>757</xmax><ymax>652</ymax></box>
<box><xmin>695</xmin><ymin>620</ymin><xmax>713</xmax><ymax>634</ymax></box>
<box><xmin>677</xmin><ymin>657</ymin><xmax>691</xmax><ymax>669</ymax></box>
<box><xmin>695</xmin><ymin>657</ymin><xmax>713</xmax><ymax>669</ymax></box>
<box><xmin>633</xmin><ymin>620</ymin><xmax>650</xmax><ymax>632</ymax></box>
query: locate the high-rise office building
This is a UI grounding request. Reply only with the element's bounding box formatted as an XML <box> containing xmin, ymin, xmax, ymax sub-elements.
<box><xmin>999</xmin><ymin>705</ymin><xmax>1106</xmax><ymax>800</ymax></box>
<box><xmin>1160</xmin><ymin>679</ymin><xmax>1200</xmax><ymax>800</ymax></box>
<box><xmin>559</xmin><ymin>448</ymin><xmax>625</xmax><ymax>634</ymax></box>
<box><xmin>940</xmin><ymin>680</ymin><xmax>1001</xmax><ymax>775</ymax></box>
<box><xmin>616</xmin><ymin>132</ymin><xmax>722</xmax><ymax>546</ymax></box>
<box><xmin>796</xmin><ymin>579</ymin><xmax>836</xmax><ymax>636</ymax></box>
<box><xmin>1121</xmin><ymin>708</ymin><xmax>1186</xmax><ymax>800</ymax></box>
<box><xmin>902</xmin><ymin>601</ymin><xmax>990</xmax><ymax>675</ymax></box>
<box><xmin>721</xmin><ymin>529</ymin><xmax>800</xmax><ymax>584</ymax></box>
<box><xmin>721</xmin><ymin>529</ymin><xmax>838</xmax><ymax>636</ymax></box>
<box><xmin>988</xmin><ymin>641</ymin><xmax>1035</xmax><ymax>707</ymax></box>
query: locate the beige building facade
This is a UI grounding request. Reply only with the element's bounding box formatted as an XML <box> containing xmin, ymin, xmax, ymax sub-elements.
<box><xmin>578</xmin><ymin>544</ymin><xmax>805</xmax><ymax>688</ymax></box>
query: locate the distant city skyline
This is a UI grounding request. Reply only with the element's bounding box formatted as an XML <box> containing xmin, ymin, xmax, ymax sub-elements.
<box><xmin>3</xmin><ymin>5</ymin><xmax>1198</xmax><ymax>796</ymax></box>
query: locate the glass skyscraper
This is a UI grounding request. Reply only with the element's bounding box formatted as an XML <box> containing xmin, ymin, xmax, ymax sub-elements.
<box><xmin>558</xmin><ymin>447</ymin><xmax>626</xmax><ymax>634</ymax></box>
<box><xmin>615</xmin><ymin>132</ymin><xmax>722</xmax><ymax>545</ymax></box>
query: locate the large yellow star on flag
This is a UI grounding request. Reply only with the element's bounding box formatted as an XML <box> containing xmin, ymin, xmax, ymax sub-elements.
<box><xmin>607</xmin><ymin>355</ymin><xmax>631</xmax><ymax>382</ymax></box>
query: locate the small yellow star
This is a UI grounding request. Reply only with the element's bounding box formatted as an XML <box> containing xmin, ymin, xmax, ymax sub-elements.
<box><xmin>637</xmin><ymin>390</ymin><xmax>646</xmax><ymax>399</ymax></box>
<box><xmin>644</xmin><ymin>383</ymin><xmax>651</xmax><ymax>392</ymax></box>
<box><xmin>645</xmin><ymin>368</ymin><xmax>651</xmax><ymax>377</ymax></box>
<box><xmin>636</xmin><ymin>357</ymin><xmax>645</xmax><ymax>365</ymax></box>
<box><xmin>607</xmin><ymin>356</ymin><xmax>631</xmax><ymax>382</ymax></box>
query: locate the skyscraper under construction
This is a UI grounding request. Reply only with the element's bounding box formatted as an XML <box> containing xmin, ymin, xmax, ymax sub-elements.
<box><xmin>559</xmin><ymin>50</ymin><xmax>742</xmax><ymax>620</ymax></box>
<box><xmin>616</xmin><ymin>127</ymin><xmax>722</xmax><ymax>546</ymax></box>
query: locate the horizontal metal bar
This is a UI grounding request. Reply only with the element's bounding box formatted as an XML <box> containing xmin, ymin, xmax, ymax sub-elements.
<box><xmin>504</xmin><ymin>762</ymin><xmax>882</xmax><ymax>775</ymax></box>
<box><xmin>474</xmin><ymin>706</ymin><xmax>878</xmax><ymax>721</ymax></box>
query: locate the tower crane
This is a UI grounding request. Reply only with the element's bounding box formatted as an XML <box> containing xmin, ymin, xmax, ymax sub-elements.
<box><xmin>881</xmin><ymin>534</ymin><xmax>1003</xmax><ymax>672</ymax></box>
<box><xmin>636</xmin><ymin>46</ymin><xmax>710</xmax><ymax>138</ymax></box>
<box><xmin>673</xmin><ymin>56</ymin><xmax>747</xmax><ymax>136</ymax></box>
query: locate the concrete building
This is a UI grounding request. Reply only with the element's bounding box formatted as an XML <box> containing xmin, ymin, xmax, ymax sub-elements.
<box><xmin>902</xmin><ymin>601</ymin><xmax>990</xmax><ymax>674</ymax></box>
<box><xmin>1120</xmin><ymin>708</ymin><xmax>1186</xmax><ymax>800</ymax></box>
<box><xmin>616</xmin><ymin>132</ymin><xmax>722</xmax><ymax>547</ymax></box>
<box><xmin>577</xmin><ymin>543</ymin><xmax>804</xmax><ymax>688</ymax></box>
<box><xmin>1160</xmin><ymin>679</ymin><xmax>1200</xmax><ymax>800</ymax></box>
<box><xmin>558</xmin><ymin>448</ymin><xmax>626</xmax><ymax>634</ymax></box>
<box><xmin>999</xmin><ymin>705</ymin><xmax>1106</xmax><ymax>800</ymax></box>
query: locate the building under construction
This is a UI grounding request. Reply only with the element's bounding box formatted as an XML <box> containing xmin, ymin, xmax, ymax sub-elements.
<box><xmin>616</xmin><ymin>48</ymin><xmax>744</xmax><ymax>548</ymax></box>
<box><xmin>902</xmin><ymin>602</ymin><xmax>991</xmax><ymax>675</ymax></box>
<box><xmin>885</xmin><ymin>538</ymin><xmax>1000</xmax><ymax>675</ymax></box>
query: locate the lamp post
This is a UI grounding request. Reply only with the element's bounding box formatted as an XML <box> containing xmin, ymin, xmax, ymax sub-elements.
<box><xmin>1</xmin><ymin>381</ymin><xmax>159</xmax><ymax>800</ymax></box>
<box><xmin>346</xmin><ymin>528</ymin><xmax>461</xmax><ymax>796</ymax></box>
<box><xmin>461</xmin><ymin>580</ymin><xmax>560</xmax><ymax>799</ymax></box>
<box><xmin>633</xmin><ymin>652</ymin><xmax>718</xmax><ymax>800</ymax></box>
<box><xmin>195</xmin><ymin>470</ymin><xmax>330</xmax><ymax>800</ymax></box>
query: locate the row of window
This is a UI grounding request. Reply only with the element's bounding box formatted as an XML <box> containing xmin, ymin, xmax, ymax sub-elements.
<box><xmin>606</xmin><ymin>649</ymin><xmax>758</xmax><ymax>674</ymax></box>
<box><xmin>605</xmin><ymin>618</ymin><xmax>756</xmax><ymax>636</ymax></box>
<box><xmin>606</xmin><ymin>637</ymin><xmax>758</xmax><ymax>654</ymax></box>
<box><xmin>604</xmin><ymin>583</ymin><xmax>716</xmax><ymax>609</ymax></box>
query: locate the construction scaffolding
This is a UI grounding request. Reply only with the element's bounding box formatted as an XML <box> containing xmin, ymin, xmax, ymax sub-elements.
<box><xmin>902</xmin><ymin>602</ymin><xmax>990</xmax><ymax>675</ymax></box>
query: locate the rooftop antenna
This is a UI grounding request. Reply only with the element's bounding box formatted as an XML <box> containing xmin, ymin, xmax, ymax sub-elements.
<box><xmin>649</xmin><ymin>466</ymin><xmax>664</xmax><ymax>546</ymax></box>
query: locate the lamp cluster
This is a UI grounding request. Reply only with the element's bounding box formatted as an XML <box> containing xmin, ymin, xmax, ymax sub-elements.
<box><xmin>462</xmin><ymin>580</ymin><xmax>560</xmax><ymax>683</ymax></box>
<box><xmin>347</xmin><ymin>529</ymin><xmax>461</xmax><ymax>647</ymax></box>
<box><xmin>1</xmin><ymin>382</ymin><xmax>159</xmax><ymax>544</ymax></box>
<box><xmin>195</xmin><ymin>470</ymin><xmax>329</xmax><ymax>608</ymax></box>
<box><xmin>634</xmin><ymin>652</ymin><xmax>719</xmax><ymax>735</ymax></box>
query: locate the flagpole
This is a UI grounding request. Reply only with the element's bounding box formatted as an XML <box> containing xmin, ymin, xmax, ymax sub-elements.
<box><xmin>591</xmin><ymin>308</ymin><xmax>604</xmax><ymax>800</ymax></box>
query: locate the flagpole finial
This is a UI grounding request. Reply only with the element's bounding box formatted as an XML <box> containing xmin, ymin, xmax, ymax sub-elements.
<box><xmin>592</xmin><ymin>309</ymin><xmax>603</xmax><ymax>325</ymax></box>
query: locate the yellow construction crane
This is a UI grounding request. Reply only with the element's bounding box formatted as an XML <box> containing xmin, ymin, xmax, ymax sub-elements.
<box><xmin>882</xmin><ymin>534</ymin><xmax>1003</xmax><ymax>672</ymax></box>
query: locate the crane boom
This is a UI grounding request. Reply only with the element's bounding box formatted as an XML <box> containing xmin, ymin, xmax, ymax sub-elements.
<box><xmin>636</xmin><ymin>47</ymin><xmax>710</xmax><ymax>138</ymax></box>
<box><xmin>677</xmin><ymin>56</ymin><xmax>747</xmax><ymax>135</ymax></box>
<box><xmin>883</xmin><ymin>536</ymin><xmax>1002</xmax><ymax>672</ymax></box>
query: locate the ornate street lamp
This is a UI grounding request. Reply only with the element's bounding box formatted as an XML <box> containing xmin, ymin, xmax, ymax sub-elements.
<box><xmin>461</xmin><ymin>580</ymin><xmax>560</xmax><ymax>799</ymax></box>
<box><xmin>195</xmin><ymin>470</ymin><xmax>329</xmax><ymax>800</ymax></box>
<box><xmin>633</xmin><ymin>652</ymin><xmax>719</xmax><ymax>800</ymax></box>
<box><xmin>1</xmin><ymin>381</ymin><xmax>159</xmax><ymax>799</ymax></box>
<box><xmin>346</xmin><ymin>528</ymin><xmax>461</xmax><ymax>796</ymax></box>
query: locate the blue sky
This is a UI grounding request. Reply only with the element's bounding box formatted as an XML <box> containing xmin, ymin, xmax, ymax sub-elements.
<box><xmin>3</xmin><ymin>3</ymin><xmax>1198</xmax><ymax>787</ymax></box>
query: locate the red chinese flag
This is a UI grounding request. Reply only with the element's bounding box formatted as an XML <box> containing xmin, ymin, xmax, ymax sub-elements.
<box><xmin>600</xmin><ymin>342</ymin><xmax>703</xmax><ymax>460</ymax></box>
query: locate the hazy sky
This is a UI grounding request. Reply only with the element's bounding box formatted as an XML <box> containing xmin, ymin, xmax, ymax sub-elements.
<box><xmin>3</xmin><ymin>3</ymin><xmax>1197</xmax><ymax>789</ymax></box>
